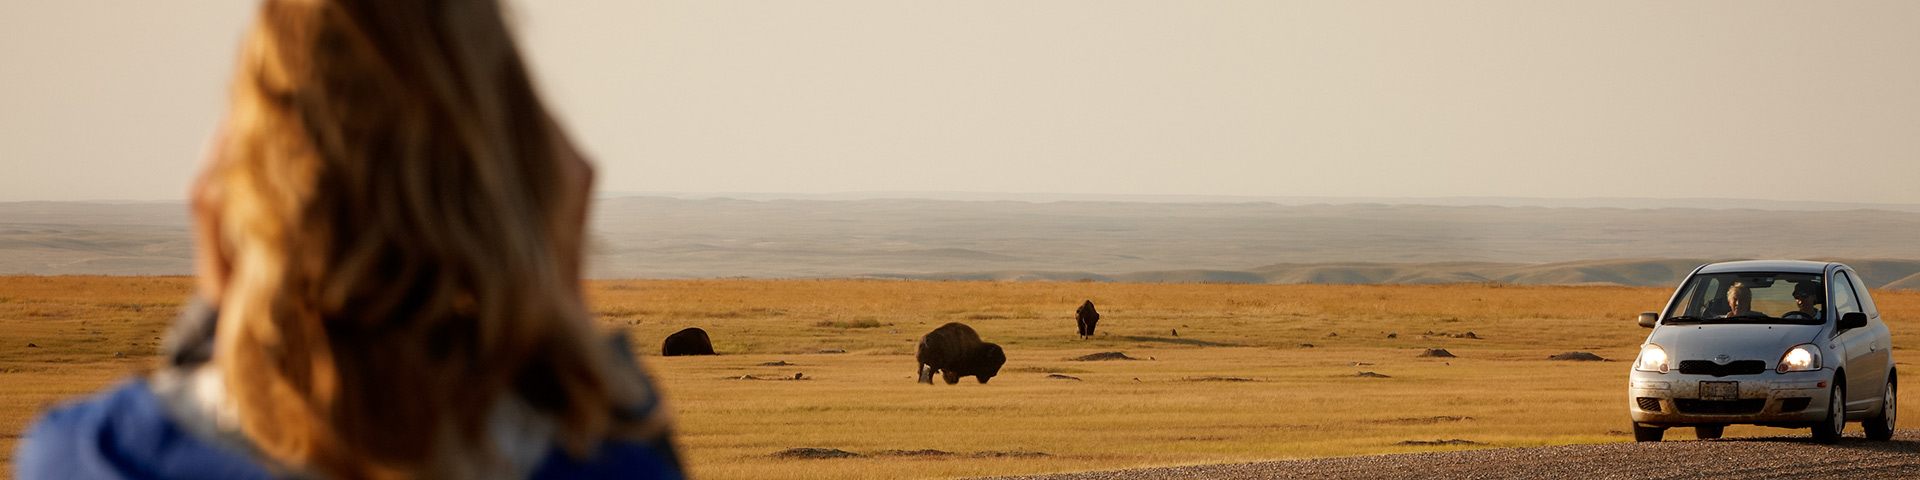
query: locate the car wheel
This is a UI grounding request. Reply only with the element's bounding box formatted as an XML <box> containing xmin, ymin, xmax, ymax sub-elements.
<box><xmin>1865</xmin><ymin>378</ymin><xmax>1897</xmax><ymax>441</ymax></box>
<box><xmin>1812</xmin><ymin>383</ymin><xmax>1844</xmax><ymax>444</ymax></box>
<box><xmin>1633</xmin><ymin>424</ymin><xmax>1665</xmax><ymax>442</ymax></box>
<box><xmin>1694</xmin><ymin>424</ymin><xmax>1724</xmax><ymax>440</ymax></box>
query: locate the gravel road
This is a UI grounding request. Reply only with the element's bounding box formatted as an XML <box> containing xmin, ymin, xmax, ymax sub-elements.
<box><xmin>980</xmin><ymin>431</ymin><xmax>1920</xmax><ymax>479</ymax></box>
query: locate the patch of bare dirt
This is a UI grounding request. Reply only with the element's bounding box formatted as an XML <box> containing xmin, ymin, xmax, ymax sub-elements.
<box><xmin>1548</xmin><ymin>352</ymin><xmax>1607</xmax><ymax>361</ymax></box>
<box><xmin>1396</xmin><ymin>439</ymin><xmax>1481</xmax><ymax>446</ymax></box>
<box><xmin>974</xmin><ymin>451</ymin><xmax>1052</xmax><ymax>458</ymax></box>
<box><xmin>1377</xmin><ymin>416</ymin><xmax>1473</xmax><ymax>424</ymax></box>
<box><xmin>771</xmin><ymin>448</ymin><xmax>865</xmax><ymax>459</ymax></box>
<box><xmin>1070</xmin><ymin>352</ymin><xmax>1138</xmax><ymax>361</ymax></box>
<box><xmin>877</xmin><ymin>449</ymin><xmax>955</xmax><ymax>457</ymax></box>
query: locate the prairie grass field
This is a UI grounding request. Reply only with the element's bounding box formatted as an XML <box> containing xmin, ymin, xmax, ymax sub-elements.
<box><xmin>2</xmin><ymin>276</ymin><xmax>1917</xmax><ymax>479</ymax></box>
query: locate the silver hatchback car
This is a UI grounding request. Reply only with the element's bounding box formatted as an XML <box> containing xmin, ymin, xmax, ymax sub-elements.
<box><xmin>1628</xmin><ymin>260</ymin><xmax>1896</xmax><ymax>443</ymax></box>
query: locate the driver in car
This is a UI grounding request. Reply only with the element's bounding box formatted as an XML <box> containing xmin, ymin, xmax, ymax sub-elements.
<box><xmin>1787</xmin><ymin>281</ymin><xmax>1825</xmax><ymax>320</ymax></box>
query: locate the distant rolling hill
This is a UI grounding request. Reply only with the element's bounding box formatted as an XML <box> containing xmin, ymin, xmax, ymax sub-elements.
<box><xmin>866</xmin><ymin>258</ymin><xmax>1920</xmax><ymax>289</ymax></box>
<box><xmin>6</xmin><ymin>198</ymin><xmax>1920</xmax><ymax>289</ymax></box>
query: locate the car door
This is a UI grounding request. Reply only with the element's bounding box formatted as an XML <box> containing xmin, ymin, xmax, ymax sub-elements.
<box><xmin>1829</xmin><ymin>271</ymin><xmax>1878</xmax><ymax>412</ymax></box>
<box><xmin>1849</xmin><ymin>270</ymin><xmax>1893</xmax><ymax>400</ymax></box>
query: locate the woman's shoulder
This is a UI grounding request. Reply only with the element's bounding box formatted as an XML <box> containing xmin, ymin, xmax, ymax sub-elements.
<box><xmin>16</xmin><ymin>380</ymin><xmax>272</xmax><ymax>480</ymax></box>
<box><xmin>530</xmin><ymin>439</ymin><xmax>685</xmax><ymax>480</ymax></box>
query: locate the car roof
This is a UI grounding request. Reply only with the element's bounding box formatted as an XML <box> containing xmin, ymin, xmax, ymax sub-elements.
<box><xmin>1696</xmin><ymin>260</ymin><xmax>1833</xmax><ymax>275</ymax></box>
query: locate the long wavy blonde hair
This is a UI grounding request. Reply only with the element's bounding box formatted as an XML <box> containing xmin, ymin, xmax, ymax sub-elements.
<box><xmin>199</xmin><ymin>0</ymin><xmax>651</xmax><ymax>477</ymax></box>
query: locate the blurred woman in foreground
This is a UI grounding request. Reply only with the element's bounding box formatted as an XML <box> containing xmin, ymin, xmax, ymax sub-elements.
<box><xmin>17</xmin><ymin>0</ymin><xmax>684</xmax><ymax>478</ymax></box>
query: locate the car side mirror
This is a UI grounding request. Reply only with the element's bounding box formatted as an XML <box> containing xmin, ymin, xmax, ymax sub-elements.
<box><xmin>1839</xmin><ymin>312</ymin><xmax>1868</xmax><ymax>330</ymax></box>
<box><xmin>1638</xmin><ymin>312</ymin><xmax>1659</xmax><ymax>328</ymax></box>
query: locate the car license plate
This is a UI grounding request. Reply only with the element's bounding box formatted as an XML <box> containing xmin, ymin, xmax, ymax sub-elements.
<box><xmin>1701</xmin><ymin>381</ymin><xmax>1738</xmax><ymax>401</ymax></box>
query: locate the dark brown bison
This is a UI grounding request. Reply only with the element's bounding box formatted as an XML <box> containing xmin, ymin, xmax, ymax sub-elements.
<box><xmin>662</xmin><ymin>327</ymin><xmax>716</xmax><ymax>356</ymax></box>
<box><xmin>1075</xmin><ymin>300</ymin><xmax>1100</xmax><ymax>339</ymax></box>
<box><xmin>916</xmin><ymin>323</ymin><xmax>1005</xmax><ymax>384</ymax></box>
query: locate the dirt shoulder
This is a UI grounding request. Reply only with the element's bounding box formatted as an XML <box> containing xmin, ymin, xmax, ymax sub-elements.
<box><xmin>981</xmin><ymin>430</ymin><xmax>1920</xmax><ymax>480</ymax></box>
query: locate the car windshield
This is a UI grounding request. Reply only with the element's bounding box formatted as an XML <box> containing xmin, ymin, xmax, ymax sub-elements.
<box><xmin>1663</xmin><ymin>272</ymin><xmax>1826</xmax><ymax>326</ymax></box>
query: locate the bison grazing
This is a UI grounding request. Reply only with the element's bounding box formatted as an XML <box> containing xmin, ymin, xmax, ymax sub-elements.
<box><xmin>1075</xmin><ymin>300</ymin><xmax>1100</xmax><ymax>339</ymax></box>
<box><xmin>662</xmin><ymin>327</ymin><xmax>716</xmax><ymax>356</ymax></box>
<box><xmin>916</xmin><ymin>323</ymin><xmax>1005</xmax><ymax>384</ymax></box>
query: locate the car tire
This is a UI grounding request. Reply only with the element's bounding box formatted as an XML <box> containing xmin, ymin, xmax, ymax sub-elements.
<box><xmin>1694</xmin><ymin>424</ymin><xmax>1724</xmax><ymax>440</ymax></box>
<box><xmin>1633</xmin><ymin>424</ymin><xmax>1665</xmax><ymax>442</ymax></box>
<box><xmin>1865</xmin><ymin>377</ymin><xmax>1896</xmax><ymax>441</ymax></box>
<box><xmin>1812</xmin><ymin>383</ymin><xmax>1844</xmax><ymax>444</ymax></box>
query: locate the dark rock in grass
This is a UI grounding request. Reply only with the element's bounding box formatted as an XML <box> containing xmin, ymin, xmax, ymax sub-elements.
<box><xmin>1548</xmin><ymin>352</ymin><xmax>1607</xmax><ymax>361</ymax></box>
<box><xmin>26</xmin><ymin>343</ymin><xmax>36</xmax><ymax>348</ymax></box>
<box><xmin>771</xmin><ymin>448</ymin><xmax>866</xmax><ymax>459</ymax></box>
<box><xmin>1045</xmin><ymin>374</ymin><xmax>1082</xmax><ymax>381</ymax></box>
<box><xmin>1353</xmin><ymin>371</ymin><xmax>1391</xmax><ymax>378</ymax></box>
<box><xmin>1396</xmin><ymin>439</ymin><xmax>1480</xmax><ymax>446</ymax></box>
<box><xmin>1417</xmin><ymin>348</ymin><xmax>1456</xmax><ymax>358</ymax></box>
<box><xmin>1386</xmin><ymin>333</ymin><xmax>1397</xmax><ymax>338</ymax></box>
<box><xmin>1297</xmin><ymin>343</ymin><xmax>1315</xmax><ymax>348</ymax></box>
<box><xmin>815</xmin><ymin>349</ymin><xmax>846</xmax><ymax>354</ymax></box>
<box><xmin>1070</xmin><ymin>351</ymin><xmax>1137</xmax><ymax>361</ymax></box>
<box><xmin>758</xmin><ymin>361</ymin><xmax>794</xmax><ymax>366</ymax></box>
<box><xmin>973</xmin><ymin>451</ymin><xmax>1051</xmax><ymax>458</ymax></box>
<box><xmin>877</xmin><ymin>449</ymin><xmax>954</xmax><ymax>457</ymax></box>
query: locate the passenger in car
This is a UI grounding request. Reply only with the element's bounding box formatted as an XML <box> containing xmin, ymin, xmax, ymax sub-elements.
<box><xmin>1719</xmin><ymin>282</ymin><xmax>1760</xmax><ymax>318</ymax></box>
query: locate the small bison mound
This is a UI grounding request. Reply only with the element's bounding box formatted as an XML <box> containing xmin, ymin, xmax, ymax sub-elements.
<box><xmin>771</xmin><ymin>448</ymin><xmax>865</xmax><ymax>459</ymax></box>
<box><xmin>1548</xmin><ymin>351</ymin><xmax>1606</xmax><ymax>361</ymax></box>
<box><xmin>1417</xmin><ymin>348</ymin><xmax>1456</xmax><ymax>358</ymax></box>
<box><xmin>1045</xmin><ymin>374</ymin><xmax>1083</xmax><ymax>381</ymax></box>
<box><xmin>1353</xmin><ymin>371</ymin><xmax>1391</xmax><ymax>378</ymax></box>
<box><xmin>1071</xmin><ymin>351</ymin><xmax>1138</xmax><ymax>361</ymax></box>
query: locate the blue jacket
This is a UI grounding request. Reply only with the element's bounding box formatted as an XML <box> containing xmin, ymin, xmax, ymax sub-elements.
<box><xmin>16</xmin><ymin>380</ymin><xmax>685</xmax><ymax>480</ymax></box>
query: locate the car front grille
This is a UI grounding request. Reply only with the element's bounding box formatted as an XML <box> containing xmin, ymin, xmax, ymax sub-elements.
<box><xmin>1678</xmin><ymin>360</ymin><xmax>1767</xmax><ymax>377</ymax></box>
<box><xmin>1780</xmin><ymin>397</ymin><xmax>1812</xmax><ymax>413</ymax></box>
<box><xmin>1636</xmin><ymin>397</ymin><xmax>1663</xmax><ymax>412</ymax></box>
<box><xmin>1674</xmin><ymin>399</ymin><xmax>1767</xmax><ymax>415</ymax></box>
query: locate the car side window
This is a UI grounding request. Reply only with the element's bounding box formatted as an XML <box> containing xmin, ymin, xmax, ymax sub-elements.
<box><xmin>1850</xmin><ymin>272</ymin><xmax>1879</xmax><ymax>317</ymax></box>
<box><xmin>1831</xmin><ymin>272</ymin><xmax>1862</xmax><ymax>316</ymax></box>
<box><xmin>1673</xmin><ymin>276</ymin><xmax>1721</xmax><ymax>317</ymax></box>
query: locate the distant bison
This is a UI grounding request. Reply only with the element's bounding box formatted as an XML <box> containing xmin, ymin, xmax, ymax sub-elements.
<box><xmin>662</xmin><ymin>327</ymin><xmax>716</xmax><ymax>356</ymax></box>
<box><xmin>916</xmin><ymin>323</ymin><xmax>1005</xmax><ymax>384</ymax></box>
<box><xmin>1075</xmin><ymin>301</ymin><xmax>1100</xmax><ymax>339</ymax></box>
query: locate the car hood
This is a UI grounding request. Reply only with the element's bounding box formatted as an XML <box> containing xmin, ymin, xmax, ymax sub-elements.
<box><xmin>1647</xmin><ymin>324</ymin><xmax>1824</xmax><ymax>364</ymax></box>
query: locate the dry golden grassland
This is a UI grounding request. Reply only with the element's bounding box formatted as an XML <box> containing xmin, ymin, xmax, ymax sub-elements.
<box><xmin>2</xmin><ymin>277</ymin><xmax>1917</xmax><ymax>479</ymax></box>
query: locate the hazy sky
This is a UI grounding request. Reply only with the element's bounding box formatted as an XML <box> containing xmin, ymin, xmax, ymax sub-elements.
<box><xmin>4</xmin><ymin>2</ymin><xmax>1918</xmax><ymax>204</ymax></box>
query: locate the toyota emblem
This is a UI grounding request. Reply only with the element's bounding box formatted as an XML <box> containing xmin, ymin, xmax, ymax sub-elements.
<box><xmin>1714</xmin><ymin>354</ymin><xmax>1731</xmax><ymax>364</ymax></box>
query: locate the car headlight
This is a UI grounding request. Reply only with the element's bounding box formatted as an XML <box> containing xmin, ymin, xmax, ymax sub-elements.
<box><xmin>1778</xmin><ymin>344</ymin><xmax>1821</xmax><ymax>373</ymax></box>
<box><xmin>1634</xmin><ymin>345</ymin><xmax>1669</xmax><ymax>373</ymax></box>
